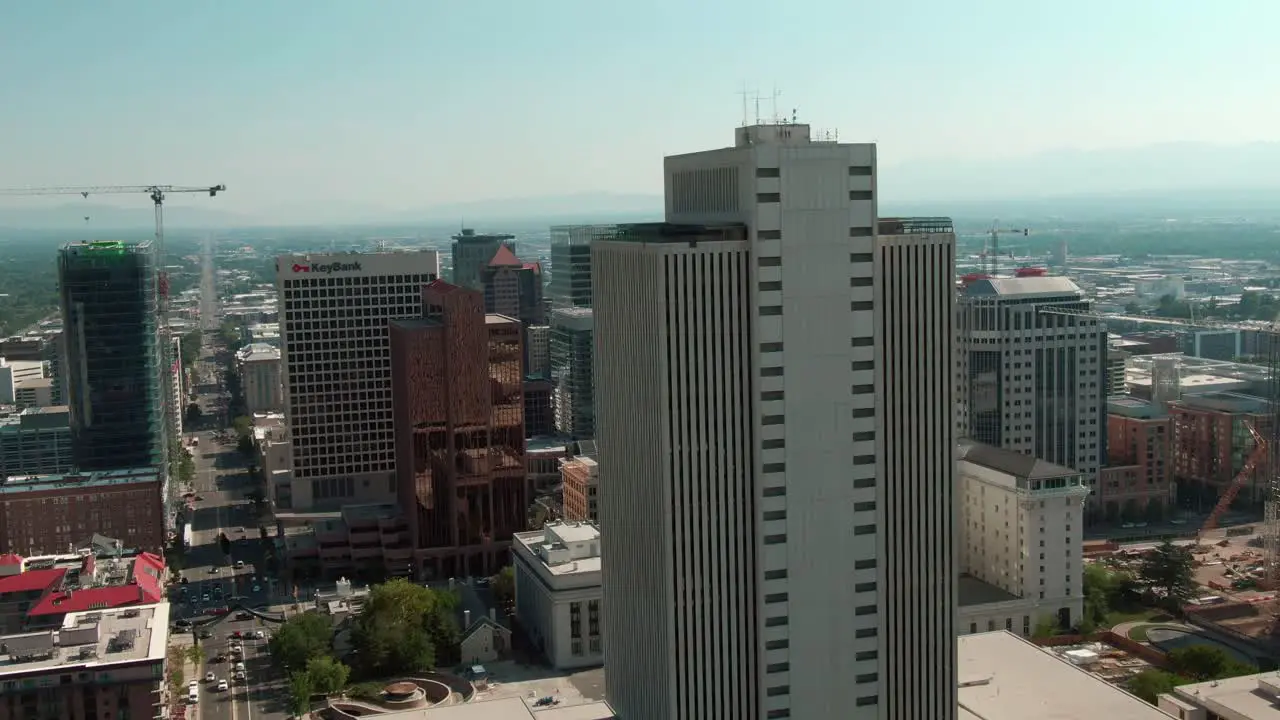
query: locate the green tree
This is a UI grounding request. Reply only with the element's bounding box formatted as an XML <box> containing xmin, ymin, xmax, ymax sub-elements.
<box><xmin>232</xmin><ymin>415</ymin><xmax>253</xmax><ymax>438</ymax></box>
<box><xmin>1033</xmin><ymin>615</ymin><xmax>1058</xmax><ymax>639</ymax></box>
<box><xmin>287</xmin><ymin>671</ymin><xmax>314</xmax><ymax>716</ymax></box>
<box><xmin>491</xmin><ymin>565</ymin><xmax>515</xmax><ymax>614</ymax></box>
<box><xmin>1138</xmin><ymin>541</ymin><xmax>1197</xmax><ymax>608</ymax></box>
<box><xmin>238</xmin><ymin>434</ymin><xmax>256</xmax><ymax>456</ymax></box>
<box><xmin>1123</xmin><ymin>300</ymin><xmax>1144</xmax><ymax>315</ymax></box>
<box><xmin>304</xmin><ymin>655</ymin><xmax>350</xmax><ymax>695</ymax></box>
<box><xmin>349</xmin><ymin>578</ymin><xmax>456</xmax><ymax>677</ymax></box>
<box><xmin>1167</xmin><ymin>645</ymin><xmax>1255</xmax><ymax>681</ymax></box>
<box><xmin>1127</xmin><ymin>669</ymin><xmax>1181</xmax><ymax>704</ymax></box>
<box><xmin>180</xmin><ymin>329</ymin><xmax>202</xmax><ymax>370</ymax></box>
<box><xmin>268</xmin><ymin>612</ymin><xmax>334</xmax><ymax>672</ymax></box>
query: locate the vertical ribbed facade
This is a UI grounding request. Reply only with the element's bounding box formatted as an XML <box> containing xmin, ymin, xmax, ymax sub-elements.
<box><xmin>598</xmin><ymin>124</ymin><xmax>957</xmax><ymax>720</ymax></box>
<box><xmin>877</xmin><ymin>233</ymin><xmax>957</xmax><ymax>720</ymax></box>
<box><xmin>596</xmin><ymin>228</ymin><xmax>755</xmax><ymax>720</ymax></box>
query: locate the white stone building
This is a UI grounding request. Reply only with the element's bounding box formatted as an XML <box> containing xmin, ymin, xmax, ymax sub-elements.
<box><xmin>958</xmin><ymin>441</ymin><xmax>1089</xmax><ymax>636</ymax></box>
<box><xmin>511</xmin><ymin>521</ymin><xmax>602</xmax><ymax>670</ymax></box>
<box><xmin>595</xmin><ymin>121</ymin><xmax>958</xmax><ymax>720</ymax></box>
<box><xmin>236</xmin><ymin>342</ymin><xmax>283</xmax><ymax>414</ymax></box>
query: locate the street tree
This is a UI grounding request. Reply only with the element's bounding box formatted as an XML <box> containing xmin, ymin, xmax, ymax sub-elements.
<box><xmin>349</xmin><ymin>578</ymin><xmax>457</xmax><ymax>677</ymax></box>
<box><xmin>1127</xmin><ymin>669</ymin><xmax>1181</xmax><ymax>704</ymax></box>
<box><xmin>1167</xmin><ymin>645</ymin><xmax>1255</xmax><ymax>681</ymax></box>
<box><xmin>491</xmin><ymin>566</ymin><xmax>515</xmax><ymax>613</ymax></box>
<box><xmin>288</xmin><ymin>672</ymin><xmax>313</xmax><ymax>717</ymax></box>
<box><xmin>304</xmin><ymin>655</ymin><xmax>350</xmax><ymax>695</ymax></box>
<box><xmin>268</xmin><ymin>612</ymin><xmax>335</xmax><ymax>672</ymax></box>
<box><xmin>1137</xmin><ymin>541</ymin><xmax>1197</xmax><ymax>608</ymax></box>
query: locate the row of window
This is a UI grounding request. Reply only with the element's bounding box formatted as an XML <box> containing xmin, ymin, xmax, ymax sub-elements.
<box><xmin>756</xmin><ymin>190</ymin><xmax>875</xmax><ymax>203</ymax></box>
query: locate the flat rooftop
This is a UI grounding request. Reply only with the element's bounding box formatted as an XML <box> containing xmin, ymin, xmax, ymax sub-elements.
<box><xmin>0</xmin><ymin>467</ymin><xmax>158</xmax><ymax>494</ymax></box>
<box><xmin>337</xmin><ymin>696</ymin><xmax>614</xmax><ymax>719</ymax></box>
<box><xmin>958</xmin><ymin>576</ymin><xmax>1020</xmax><ymax>607</ymax></box>
<box><xmin>1170</xmin><ymin>671</ymin><xmax>1280</xmax><ymax>718</ymax></box>
<box><xmin>0</xmin><ymin>602</ymin><xmax>168</xmax><ymax>677</ymax></box>
<box><xmin>957</xmin><ymin>631</ymin><xmax>1172</xmax><ymax>719</ymax></box>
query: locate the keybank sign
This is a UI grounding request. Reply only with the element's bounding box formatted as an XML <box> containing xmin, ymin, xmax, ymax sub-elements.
<box><xmin>291</xmin><ymin>261</ymin><xmax>363</xmax><ymax>274</ymax></box>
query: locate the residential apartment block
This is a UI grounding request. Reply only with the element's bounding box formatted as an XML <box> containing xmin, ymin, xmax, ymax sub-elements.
<box><xmin>0</xmin><ymin>469</ymin><xmax>166</xmax><ymax>555</ymax></box>
<box><xmin>1103</xmin><ymin>397</ymin><xmax>1174</xmax><ymax>523</ymax></box>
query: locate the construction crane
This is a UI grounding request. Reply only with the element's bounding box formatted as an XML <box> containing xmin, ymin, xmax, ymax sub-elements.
<box><xmin>0</xmin><ymin>184</ymin><xmax>226</xmax><ymax>306</ymax></box>
<box><xmin>1040</xmin><ymin>304</ymin><xmax>1280</xmax><ymax>588</ymax></box>
<box><xmin>980</xmin><ymin>219</ymin><xmax>1030</xmax><ymax>276</ymax></box>
<box><xmin>1199</xmin><ymin>420</ymin><xmax>1268</xmax><ymax>540</ymax></box>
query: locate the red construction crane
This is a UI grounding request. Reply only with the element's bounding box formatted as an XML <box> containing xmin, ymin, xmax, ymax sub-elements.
<box><xmin>0</xmin><ymin>184</ymin><xmax>226</xmax><ymax>306</ymax></box>
<box><xmin>1199</xmin><ymin>420</ymin><xmax>1269</xmax><ymax>541</ymax></box>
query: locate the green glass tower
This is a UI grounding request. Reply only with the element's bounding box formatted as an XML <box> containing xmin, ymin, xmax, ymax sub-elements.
<box><xmin>58</xmin><ymin>241</ymin><xmax>165</xmax><ymax>472</ymax></box>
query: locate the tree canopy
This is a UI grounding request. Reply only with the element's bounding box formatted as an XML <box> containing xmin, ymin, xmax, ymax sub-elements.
<box><xmin>1138</xmin><ymin>541</ymin><xmax>1197</xmax><ymax>608</ymax></box>
<box><xmin>268</xmin><ymin>611</ymin><xmax>334</xmax><ymax>672</ymax></box>
<box><xmin>1126</xmin><ymin>669</ymin><xmax>1181</xmax><ymax>704</ymax></box>
<box><xmin>1166</xmin><ymin>645</ymin><xmax>1255</xmax><ymax>682</ymax></box>
<box><xmin>349</xmin><ymin>578</ymin><xmax>460</xmax><ymax>678</ymax></box>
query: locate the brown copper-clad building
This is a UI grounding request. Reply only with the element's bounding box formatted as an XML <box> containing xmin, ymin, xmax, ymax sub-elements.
<box><xmin>390</xmin><ymin>280</ymin><xmax>527</xmax><ymax>579</ymax></box>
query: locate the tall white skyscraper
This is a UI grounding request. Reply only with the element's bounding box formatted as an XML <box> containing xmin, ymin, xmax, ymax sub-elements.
<box><xmin>595</xmin><ymin>123</ymin><xmax>957</xmax><ymax>720</ymax></box>
<box><xmin>276</xmin><ymin>251</ymin><xmax>439</xmax><ymax>508</ymax></box>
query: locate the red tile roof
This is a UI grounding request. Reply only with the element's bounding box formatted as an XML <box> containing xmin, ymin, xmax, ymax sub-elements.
<box><xmin>426</xmin><ymin>278</ymin><xmax>460</xmax><ymax>293</ymax></box>
<box><xmin>0</xmin><ymin>554</ymin><xmax>24</xmax><ymax>566</ymax></box>
<box><xmin>488</xmin><ymin>245</ymin><xmax>522</xmax><ymax>267</ymax></box>
<box><xmin>0</xmin><ymin>568</ymin><xmax>64</xmax><ymax>595</ymax></box>
<box><xmin>27</xmin><ymin>554</ymin><xmax>165</xmax><ymax>617</ymax></box>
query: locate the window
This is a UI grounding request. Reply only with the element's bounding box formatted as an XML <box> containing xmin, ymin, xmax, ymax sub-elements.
<box><xmin>763</xmin><ymin>510</ymin><xmax>786</xmax><ymax>521</ymax></box>
<box><xmin>853</xmin><ymin>455</ymin><xmax>875</xmax><ymax>465</ymax></box>
<box><xmin>763</xmin><ymin>463</ymin><xmax>786</xmax><ymax>473</ymax></box>
<box><xmin>849</xmin><ymin>190</ymin><xmax>873</xmax><ymax>200</ymax></box>
<box><xmin>854</xmin><ymin>501</ymin><xmax>875</xmax><ymax>512</ymax></box>
<box><xmin>852</xmin><ymin>431</ymin><xmax>874</xmax><ymax>442</ymax></box>
<box><xmin>763</xmin><ymin>486</ymin><xmax>786</xmax><ymax>498</ymax></box>
<box><xmin>855</xmin><ymin>626</ymin><xmax>877</xmax><ymax>638</ymax></box>
<box><xmin>767</xmin><ymin>663</ymin><xmax>789</xmax><ymax>673</ymax></box>
<box><xmin>854</xmin><ymin>524</ymin><xmax>875</xmax><ymax>536</ymax></box>
<box><xmin>762</xmin><ymin>415</ymin><xmax>785</xmax><ymax>425</ymax></box>
<box><xmin>856</xmin><ymin>673</ymin><xmax>878</xmax><ymax>684</ymax></box>
<box><xmin>849</xmin><ymin>166</ymin><xmax>873</xmax><ymax>176</ymax></box>
<box><xmin>757</xmin><ymin>167</ymin><xmax>781</xmax><ymax>178</ymax></box>
<box><xmin>760</xmin><ymin>281</ymin><xmax>782</xmax><ymax>292</ymax></box>
<box><xmin>766</xmin><ymin>616</ymin><xmax>789</xmax><ymax>627</ymax></box>
<box><xmin>758</xmin><ymin>192</ymin><xmax>781</xmax><ymax>203</ymax></box>
<box><xmin>855</xmin><ymin>581</ymin><xmax>876</xmax><ymax>593</ymax></box>
<box><xmin>761</xmin><ymin>306</ymin><xmax>783</xmax><ymax>316</ymax></box>
<box><xmin>851</xmin><ymin>301</ymin><xmax>873</xmax><ymax>311</ymax></box>
<box><xmin>855</xmin><ymin>604</ymin><xmax>876</xmax><ymax>616</ymax></box>
<box><xmin>767</xmin><ymin>686</ymin><xmax>790</xmax><ymax>697</ymax></box>
<box><xmin>851</xmin><ymin>337</ymin><xmax>873</xmax><ymax>347</ymax></box>
<box><xmin>856</xmin><ymin>696</ymin><xmax>878</xmax><ymax>707</ymax></box>
<box><xmin>850</xmin><ymin>277</ymin><xmax>872</xmax><ymax>287</ymax></box>
<box><xmin>758</xmin><ymin>229</ymin><xmax>782</xmax><ymax>240</ymax></box>
<box><xmin>762</xmin><ymin>366</ymin><xmax>784</xmax><ymax>377</ymax></box>
<box><xmin>851</xmin><ymin>384</ymin><xmax>874</xmax><ymax>395</ymax></box>
<box><xmin>851</xmin><ymin>360</ymin><xmax>874</xmax><ymax>371</ymax></box>
<box><xmin>766</xmin><ymin>639</ymin><xmax>789</xmax><ymax>650</ymax></box>
<box><xmin>759</xmin><ymin>256</ymin><xmax>781</xmax><ymax>267</ymax></box>
<box><xmin>765</xmin><ymin>593</ymin><xmax>788</xmax><ymax>604</ymax></box>
<box><xmin>764</xmin><ymin>534</ymin><xmax>787</xmax><ymax>544</ymax></box>
<box><xmin>765</xmin><ymin>568</ymin><xmax>788</xmax><ymax>580</ymax></box>
<box><xmin>854</xmin><ymin>558</ymin><xmax>877</xmax><ymax>570</ymax></box>
<box><xmin>853</xmin><ymin>477</ymin><xmax>875</xmax><ymax>489</ymax></box>
<box><xmin>762</xmin><ymin>438</ymin><xmax>785</xmax><ymax>449</ymax></box>
<box><xmin>850</xmin><ymin>226</ymin><xmax>873</xmax><ymax>236</ymax></box>
<box><xmin>761</xmin><ymin>342</ymin><xmax>783</xmax><ymax>353</ymax></box>
<box><xmin>851</xmin><ymin>252</ymin><xmax>873</xmax><ymax>263</ymax></box>
<box><xmin>762</xmin><ymin>391</ymin><xmax>784</xmax><ymax>401</ymax></box>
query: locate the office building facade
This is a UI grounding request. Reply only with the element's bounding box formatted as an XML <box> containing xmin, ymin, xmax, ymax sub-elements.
<box><xmin>596</xmin><ymin>124</ymin><xmax>957</xmax><ymax>720</ymax></box>
<box><xmin>550</xmin><ymin>308</ymin><xmax>594</xmax><ymax>439</ymax></box>
<box><xmin>389</xmin><ymin>280</ymin><xmax>526</xmax><ymax>578</ymax></box>
<box><xmin>550</xmin><ymin>225</ymin><xmax>609</xmax><ymax>310</ymax></box>
<box><xmin>956</xmin><ymin>276</ymin><xmax>1106</xmax><ymax>519</ymax></box>
<box><xmin>236</xmin><ymin>343</ymin><xmax>284</xmax><ymax>413</ymax></box>
<box><xmin>58</xmin><ymin>241</ymin><xmax>165</xmax><ymax>473</ymax></box>
<box><xmin>276</xmin><ymin>251</ymin><xmax>440</xmax><ymax>508</ymax></box>
<box><xmin>0</xmin><ymin>407</ymin><xmax>73</xmax><ymax>480</ymax></box>
<box><xmin>451</xmin><ymin>229</ymin><xmax>515</xmax><ymax>291</ymax></box>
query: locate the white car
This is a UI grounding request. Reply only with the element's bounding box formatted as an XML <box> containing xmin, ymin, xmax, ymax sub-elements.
<box><xmin>252</xmin><ymin>630</ymin><xmax>266</xmax><ymax>639</ymax></box>
<box><xmin>204</xmin><ymin>671</ymin><xmax>215</xmax><ymax>682</ymax></box>
<box><xmin>216</xmin><ymin>679</ymin><xmax>229</xmax><ymax>692</ymax></box>
<box><xmin>234</xmin><ymin>662</ymin><xmax>246</xmax><ymax>673</ymax></box>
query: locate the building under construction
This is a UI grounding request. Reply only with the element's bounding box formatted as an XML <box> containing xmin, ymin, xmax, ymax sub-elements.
<box><xmin>389</xmin><ymin>280</ymin><xmax>527</xmax><ymax>580</ymax></box>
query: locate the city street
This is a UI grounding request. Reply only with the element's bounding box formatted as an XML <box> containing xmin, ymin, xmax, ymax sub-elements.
<box><xmin>174</xmin><ymin>333</ymin><xmax>291</xmax><ymax>720</ymax></box>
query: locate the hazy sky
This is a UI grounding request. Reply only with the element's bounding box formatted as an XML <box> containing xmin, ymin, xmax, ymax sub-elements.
<box><xmin>1</xmin><ymin>0</ymin><xmax>1276</xmax><ymax>215</ymax></box>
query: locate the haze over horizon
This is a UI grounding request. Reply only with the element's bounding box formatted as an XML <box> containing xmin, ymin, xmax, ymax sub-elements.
<box><xmin>3</xmin><ymin>2</ymin><xmax>1279</xmax><ymax>226</ymax></box>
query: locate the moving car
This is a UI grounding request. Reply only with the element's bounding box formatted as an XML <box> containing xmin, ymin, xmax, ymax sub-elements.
<box><xmin>204</xmin><ymin>671</ymin><xmax>215</xmax><ymax>682</ymax></box>
<box><xmin>216</xmin><ymin>679</ymin><xmax>228</xmax><ymax>692</ymax></box>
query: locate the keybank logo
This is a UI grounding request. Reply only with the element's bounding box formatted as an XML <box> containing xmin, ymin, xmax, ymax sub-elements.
<box><xmin>292</xmin><ymin>261</ymin><xmax>363</xmax><ymax>274</ymax></box>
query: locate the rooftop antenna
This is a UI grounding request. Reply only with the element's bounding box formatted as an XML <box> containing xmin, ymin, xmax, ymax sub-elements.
<box><xmin>753</xmin><ymin>92</ymin><xmax>762</xmax><ymax>125</ymax></box>
<box><xmin>792</xmin><ymin>108</ymin><xmax>798</xmax><ymax>124</ymax></box>
<box><xmin>770</xmin><ymin>87</ymin><xmax>782</xmax><ymax>123</ymax></box>
<box><xmin>737</xmin><ymin>85</ymin><xmax>755</xmax><ymax>127</ymax></box>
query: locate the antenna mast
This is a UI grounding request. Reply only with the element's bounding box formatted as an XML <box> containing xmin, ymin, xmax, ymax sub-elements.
<box><xmin>770</xmin><ymin>87</ymin><xmax>782</xmax><ymax>123</ymax></box>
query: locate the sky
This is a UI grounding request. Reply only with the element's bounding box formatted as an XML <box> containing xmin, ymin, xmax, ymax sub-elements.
<box><xmin>1</xmin><ymin>0</ymin><xmax>1277</xmax><ymax>217</ymax></box>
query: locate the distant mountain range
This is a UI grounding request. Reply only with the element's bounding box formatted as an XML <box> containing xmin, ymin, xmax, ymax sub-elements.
<box><xmin>3</xmin><ymin>142</ymin><xmax>1279</xmax><ymax>230</ymax></box>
